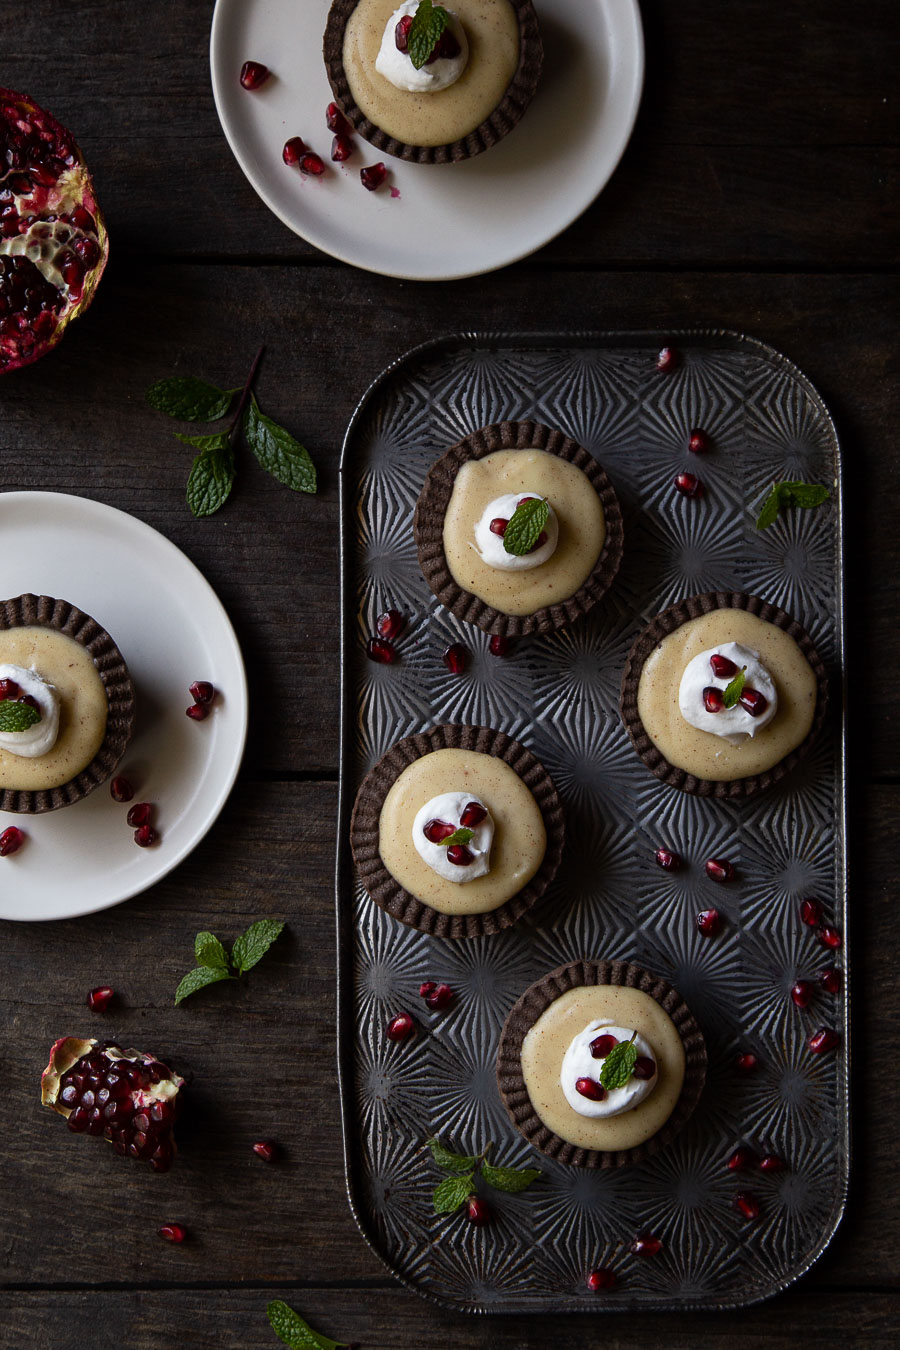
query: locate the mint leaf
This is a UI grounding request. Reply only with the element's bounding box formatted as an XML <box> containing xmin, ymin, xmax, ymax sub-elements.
<box><xmin>194</xmin><ymin>932</ymin><xmax>230</xmax><ymax>971</ymax></box>
<box><xmin>481</xmin><ymin>1161</ymin><xmax>541</xmax><ymax>1194</ymax></box>
<box><xmin>0</xmin><ymin>701</ymin><xmax>40</xmax><ymax>732</ymax></box>
<box><xmin>722</xmin><ymin>665</ymin><xmax>747</xmax><ymax>709</ymax></box>
<box><xmin>599</xmin><ymin>1038</ymin><xmax>638</xmax><ymax>1090</ymax></box>
<box><xmin>433</xmin><ymin>1173</ymin><xmax>476</xmax><ymax>1214</ymax></box>
<box><xmin>756</xmin><ymin>479</ymin><xmax>830</xmax><ymax>530</ymax></box>
<box><xmin>174</xmin><ymin>965</ymin><xmax>235</xmax><ymax>1005</ymax></box>
<box><xmin>503</xmin><ymin>497</ymin><xmax>549</xmax><ymax>557</ymax></box>
<box><xmin>408</xmin><ymin>0</ymin><xmax>450</xmax><ymax>68</ymax></box>
<box><xmin>427</xmin><ymin>1137</ymin><xmax>481</xmax><ymax>1174</ymax></box>
<box><xmin>147</xmin><ymin>376</ymin><xmax>238</xmax><ymax>422</ymax></box>
<box><xmin>245</xmin><ymin>396</ymin><xmax>316</xmax><ymax>495</ymax></box>
<box><xmin>184</xmin><ymin>435</ymin><xmax>235</xmax><ymax>518</ymax></box>
<box><xmin>266</xmin><ymin>1300</ymin><xmax>348</xmax><ymax>1350</ymax></box>
<box><xmin>231</xmin><ymin>918</ymin><xmax>285</xmax><ymax>974</ymax></box>
<box><xmin>439</xmin><ymin>826</ymin><xmax>474</xmax><ymax>848</ymax></box>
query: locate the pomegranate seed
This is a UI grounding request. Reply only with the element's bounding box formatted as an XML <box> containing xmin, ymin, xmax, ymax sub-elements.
<box><xmin>394</xmin><ymin>14</ymin><xmax>413</xmax><ymax>50</ymax></box>
<box><xmin>0</xmin><ymin>825</ymin><xmax>25</xmax><ymax>856</ymax></box>
<box><xmin>709</xmin><ymin>653</ymin><xmax>738</xmax><ymax>678</ymax></box>
<box><xmin>19</xmin><ymin>694</ymin><xmax>39</xmax><ymax>711</ymax></box>
<box><xmin>654</xmin><ymin>847</ymin><xmax>682</xmax><ymax>871</ymax></box>
<box><xmin>820</xmin><ymin>967</ymin><xmax>842</xmax><ymax>995</ymax></box>
<box><xmin>376</xmin><ymin>610</ymin><xmax>404</xmax><ymax>641</ymax></box>
<box><xmin>758</xmin><ymin>1154</ymin><xmax>788</xmax><ymax>1173</ymax></box>
<box><xmin>447</xmin><ymin>843</ymin><xmax>474</xmax><ymax>866</ymax></box>
<box><xmin>633</xmin><ymin>1056</ymin><xmax>656</xmax><ymax>1079</ymax></box>
<box><xmin>735</xmin><ymin>1051</ymin><xmax>758</xmax><ymax>1072</ymax></box>
<box><xmin>727</xmin><ymin>1146</ymin><xmax>758</xmax><ymax>1171</ymax></box>
<box><xmin>424</xmin><ymin>983</ymin><xmax>453</xmax><ymax>1010</ymax></box>
<box><xmin>433</xmin><ymin>29</ymin><xmax>461</xmax><ymax>60</ymax></box>
<box><xmin>733</xmin><ymin>1192</ymin><xmax>760</xmax><ymax>1221</ymax></box>
<box><xmin>688</xmin><ymin>428</ymin><xmax>710</xmax><ymax>453</ymax></box>
<box><xmin>186</xmin><ymin>702</ymin><xmax>208</xmax><ymax>721</ymax></box>
<box><xmin>656</xmin><ymin>346</ymin><xmax>677</xmax><ymax>372</ymax></box>
<box><xmin>110</xmin><ymin>775</ymin><xmax>134</xmax><ymax>802</ymax></box>
<box><xmin>631</xmin><ymin>1232</ymin><xmax>662</xmax><ymax>1256</ymax></box>
<box><xmin>419</xmin><ymin>982</ymin><xmax>436</xmax><ymax>998</ymax></box>
<box><xmin>127</xmin><ymin>803</ymin><xmax>152</xmax><ymax>827</ymax></box>
<box><xmin>325</xmin><ymin>102</ymin><xmax>353</xmax><ymax>136</ymax></box>
<box><xmin>588</xmin><ymin>1034</ymin><xmax>618</xmax><ymax>1059</ymax></box>
<box><xmin>367</xmin><ymin>636</ymin><xmax>398</xmax><ymax>665</ymax></box>
<box><xmin>87</xmin><ymin>986</ymin><xmax>114</xmax><ymax>1012</ymax></box>
<box><xmin>518</xmin><ymin>497</ymin><xmax>539</xmax><ymax>505</ymax></box>
<box><xmin>697</xmin><ymin>908</ymin><xmax>722</xmax><ymax>937</ymax></box>
<box><xmin>575</xmin><ymin>1077</ymin><xmax>606</xmax><ymax>1101</ymax></box>
<box><xmin>739</xmin><ymin>688</ymin><xmax>769</xmax><ymax>717</ymax></box>
<box><xmin>386</xmin><ymin>1012</ymin><xmax>415</xmax><ymax>1042</ymax></box>
<box><xmin>703</xmin><ymin>686</ymin><xmax>725</xmax><ymax>713</ymax></box>
<box><xmin>489</xmin><ymin>517</ymin><xmax>509</xmax><ymax>535</ymax></box>
<box><xmin>800</xmin><ymin>898</ymin><xmax>823</xmax><ymax>926</ymax></box>
<box><xmin>282</xmin><ymin>136</ymin><xmax>307</xmax><ymax>166</ymax></box>
<box><xmin>586</xmin><ymin>1267</ymin><xmax>616</xmax><ymax>1292</ymax></box>
<box><xmin>239</xmin><ymin>61</ymin><xmax>270</xmax><ymax>90</ymax></box>
<box><xmin>189</xmin><ymin>681</ymin><xmax>215</xmax><ymax>704</ymax></box>
<box><xmin>466</xmin><ymin>1195</ymin><xmax>490</xmax><ymax>1226</ymax></box>
<box><xmin>300</xmin><ymin>152</ymin><xmax>326</xmax><ymax>176</ymax></box>
<box><xmin>674</xmin><ymin>472</ymin><xmax>703</xmax><ymax>498</ymax></box>
<box><xmin>0</xmin><ymin>677</ymin><xmax>20</xmax><ymax>700</ymax></box>
<box><xmin>252</xmin><ymin>1140</ymin><xmax>278</xmax><ymax>1162</ymax></box>
<box><xmin>332</xmin><ymin>133</ymin><xmax>354</xmax><ymax>161</ymax></box>
<box><xmin>808</xmin><ymin>1027</ymin><xmax>840</xmax><ymax>1054</ymax></box>
<box><xmin>705</xmin><ymin>858</ymin><xmax>735</xmax><ymax>883</ymax></box>
<box><xmin>816</xmin><ymin>924</ymin><xmax>843</xmax><ymax>951</ymax></box>
<box><xmin>790</xmin><ymin>979</ymin><xmax>814</xmax><ymax>1008</ymax></box>
<box><xmin>530</xmin><ymin>531</ymin><xmax>548</xmax><ymax>551</ymax></box>
<box><xmin>361</xmin><ymin>162</ymin><xmax>388</xmax><ymax>191</ymax></box>
<box><xmin>134</xmin><ymin>824</ymin><xmax>158</xmax><ymax>847</ymax></box>
<box><xmin>158</xmin><ymin>1224</ymin><xmax>187</xmax><ymax>1243</ymax></box>
<box><xmin>489</xmin><ymin>634</ymin><xmax>513</xmax><ymax>657</ymax></box>
<box><xmin>442</xmin><ymin>642</ymin><xmax>469</xmax><ymax>675</ymax></box>
<box><xmin>423</xmin><ymin>818</ymin><xmax>455</xmax><ymax>843</ymax></box>
<box><xmin>459</xmin><ymin>801</ymin><xmax>487</xmax><ymax>828</ymax></box>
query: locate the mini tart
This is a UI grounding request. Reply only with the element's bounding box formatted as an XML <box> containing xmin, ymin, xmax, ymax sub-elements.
<box><xmin>620</xmin><ymin>591</ymin><xmax>828</xmax><ymax>799</ymax></box>
<box><xmin>323</xmin><ymin>0</ymin><xmax>543</xmax><ymax>164</ymax></box>
<box><xmin>349</xmin><ymin>723</ymin><xmax>564</xmax><ymax>938</ymax></box>
<box><xmin>497</xmin><ymin>960</ymin><xmax>707</xmax><ymax>1168</ymax></box>
<box><xmin>0</xmin><ymin>594</ymin><xmax>135</xmax><ymax>813</ymax></box>
<box><xmin>414</xmin><ymin>420</ymin><xmax>624</xmax><ymax>637</ymax></box>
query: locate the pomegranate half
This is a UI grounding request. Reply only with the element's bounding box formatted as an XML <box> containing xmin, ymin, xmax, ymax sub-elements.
<box><xmin>0</xmin><ymin>89</ymin><xmax>108</xmax><ymax>372</ymax></box>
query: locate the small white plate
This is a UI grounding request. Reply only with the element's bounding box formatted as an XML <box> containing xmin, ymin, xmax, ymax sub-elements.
<box><xmin>0</xmin><ymin>492</ymin><xmax>248</xmax><ymax>923</ymax></box>
<box><xmin>210</xmin><ymin>0</ymin><xmax>644</xmax><ymax>280</ymax></box>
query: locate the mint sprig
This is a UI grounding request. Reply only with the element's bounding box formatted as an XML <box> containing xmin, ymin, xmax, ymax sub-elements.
<box><xmin>427</xmin><ymin>1136</ymin><xmax>540</xmax><ymax>1214</ymax></box>
<box><xmin>756</xmin><ymin>480</ymin><xmax>830</xmax><ymax>530</ymax></box>
<box><xmin>503</xmin><ymin>497</ymin><xmax>549</xmax><ymax>557</ymax></box>
<box><xmin>439</xmin><ymin>826</ymin><xmax>474</xmax><ymax>848</ymax></box>
<box><xmin>266</xmin><ymin>1300</ymin><xmax>348</xmax><ymax>1350</ymax></box>
<box><xmin>599</xmin><ymin>1034</ymin><xmax>638</xmax><ymax>1091</ymax></box>
<box><xmin>0</xmin><ymin>701</ymin><xmax>41</xmax><ymax>732</ymax></box>
<box><xmin>147</xmin><ymin>347</ymin><xmax>317</xmax><ymax>518</ymax></box>
<box><xmin>722</xmin><ymin>665</ymin><xmax>747</xmax><ymax>709</ymax></box>
<box><xmin>408</xmin><ymin>0</ymin><xmax>450</xmax><ymax>68</ymax></box>
<box><xmin>175</xmin><ymin>918</ymin><xmax>285</xmax><ymax>1004</ymax></box>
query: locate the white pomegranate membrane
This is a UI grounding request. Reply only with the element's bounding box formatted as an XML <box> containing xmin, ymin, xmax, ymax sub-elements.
<box><xmin>561</xmin><ymin>1021</ymin><xmax>658</xmax><ymax>1119</ymax></box>
<box><xmin>412</xmin><ymin>791</ymin><xmax>493</xmax><ymax>882</ymax></box>
<box><xmin>679</xmin><ymin>642</ymin><xmax>777</xmax><ymax>743</ymax></box>
<box><xmin>474</xmin><ymin>494</ymin><xmax>559</xmax><ymax>571</ymax></box>
<box><xmin>376</xmin><ymin>2</ymin><xmax>469</xmax><ymax>92</ymax></box>
<box><xmin>0</xmin><ymin>664</ymin><xmax>59</xmax><ymax>757</ymax></box>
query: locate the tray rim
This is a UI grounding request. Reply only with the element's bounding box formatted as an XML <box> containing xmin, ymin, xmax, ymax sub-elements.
<box><xmin>334</xmin><ymin>328</ymin><xmax>849</xmax><ymax>1315</ymax></box>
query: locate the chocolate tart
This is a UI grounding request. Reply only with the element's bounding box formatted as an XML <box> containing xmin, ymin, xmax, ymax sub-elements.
<box><xmin>349</xmin><ymin>722</ymin><xmax>564</xmax><ymax>938</ymax></box>
<box><xmin>620</xmin><ymin>590</ymin><xmax>828</xmax><ymax>799</ymax></box>
<box><xmin>323</xmin><ymin>0</ymin><xmax>543</xmax><ymax>164</ymax></box>
<box><xmin>0</xmin><ymin>594</ymin><xmax>135</xmax><ymax>813</ymax></box>
<box><xmin>414</xmin><ymin>420</ymin><xmax>624</xmax><ymax>637</ymax></box>
<box><xmin>497</xmin><ymin>959</ymin><xmax>707</xmax><ymax>1168</ymax></box>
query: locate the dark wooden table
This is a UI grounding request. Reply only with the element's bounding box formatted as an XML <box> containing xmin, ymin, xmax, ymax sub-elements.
<box><xmin>2</xmin><ymin>2</ymin><xmax>898</xmax><ymax>1345</ymax></box>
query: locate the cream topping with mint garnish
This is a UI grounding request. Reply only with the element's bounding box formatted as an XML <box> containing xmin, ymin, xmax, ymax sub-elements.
<box><xmin>412</xmin><ymin>790</ymin><xmax>494</xmax><ymax>881</ymax></box>
<box><xmin>637</xmin><ymin>610</ymin><xmax>817</xmax><ymax>781</ymax></box>
<box><xmin>375</xmin><ymin>1</ymin><xmax>469</xmax><ymax>92</ymax></box>
<box><xmin>560</xmin><ymin>1020</ymin><xmax>658</xmax><ymax>1120</ymax></box>
<box><xmin>678</xmin><ymin>641</ymin><xmax>778</xmax><ymax>743</ymax></box>
<box><xmin>343</xmin><ymin>0</ymin><xmax>520</xmax><ymax>147</ymax></box>
<box><xmin>521</xmin><ymin>985</ymin><xmax>685</xmax><ymax>1152</ymax></box>
<box><xmin>0</xmin><ymin>663</ymin><xmax>59</xmax><ymax>757</ymax></box>
<box><xmin>379</xmin><ymin>747</ymin><xmax>545</xmax><ymax>915</ymax></box>
<box><xmin>0</xmin><ymin>626</ymin><xmax>107</xmax><ymax>790</ymax></box>
<box><xmin>474</xmin><ymin>493</ymin><xmax>558</xmax><ymax>571</ymax></box>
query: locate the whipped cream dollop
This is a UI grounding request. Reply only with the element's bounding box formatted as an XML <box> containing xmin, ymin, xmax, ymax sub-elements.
<box><xmin>375</xmin><ymin>1</ymin><xmax>469</xmax><ymax>93</ymax></box>
<box><xmin>561</xmin><ymin>1020</ymin><xmax>658</xmax><ymax>1120</ymax></box>
<box><xmin>0</xmin><ymin>664</ymin><xmax>60</xmax><ymax>758</ymax></box>
<box><xmin>678</xmin><ymin>641</ymin><xmax>778</xmax><ymax>744</ymax></box>
<box><xmin>412</xmin><ymin>791</ymin><xmax>493</xmax><ymax>883</ymax></box>
<box><xmin>474</xmin><ymin>494</ymin><xmax>559</xmax><ymax>572</ymax></box>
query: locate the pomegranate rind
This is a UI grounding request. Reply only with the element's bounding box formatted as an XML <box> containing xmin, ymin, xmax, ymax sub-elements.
<box><xmin>41</xmin><ymin>1036</ymin><xmax>94</xmax><ymax>1113</ymax></box>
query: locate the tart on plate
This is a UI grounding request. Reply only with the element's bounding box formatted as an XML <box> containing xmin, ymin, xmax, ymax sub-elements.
<box><xmin>414</xmin><ymin>419</ymin><xmax>624</xmax><ymax>637</ymax></box>
<box><xmin>497</xmin><ymin>959</ymin><xmax>707</xmax><ymax>1168</ymax></box>
<box><xmin>349</xmin><ymin>722</ymin><xmax>564</xmax><ymax>938</ymax></box>
<box><xmin>620</xmin><ymin>591</ymin><xmax>828</xmax><ymax>798</ymax></box>
<box><xmin>323</xmin><ymin>0</ymin><xmax>543</xmax><ymax>163</ymax></box>
<box><xmin>0</xmin><ymin>594</ymin><xmax>135</xmax><ymax>813</ymax></box>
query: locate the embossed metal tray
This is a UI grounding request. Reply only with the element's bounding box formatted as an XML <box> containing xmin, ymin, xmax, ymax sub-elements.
<box><xmin>335</xmin><ymin>332</ymin><xmax>848</xmax><ymax>1313</ymax></box>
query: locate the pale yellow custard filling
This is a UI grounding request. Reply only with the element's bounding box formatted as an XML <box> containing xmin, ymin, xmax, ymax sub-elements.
<box><xmin>378</xmin><ymin>747</ymin><xmax>545</xmax><ymax>914</ymax></box>
<box><xmin>637</xmin><ymin>610</ymin><xmax>817</xmax><ymax>781</ymax></box>
<box><xmin>443</xmin><ymin>450</ymin><xmax>606</xmax><ymax>616</ymax></box>
<box><xmin>521</xmin><ymin>985</ymin><xmax>686</xmax><ymax>1152</ymax></box>
<box><xmin>343</xmin><ymin>0</ymin><xmax>520</xmax><ymax>147</ymax></box>
<box><xmin>0</xmin><ymin>627</ymin><xmax>107</xmax><ymax>790</ymax></box>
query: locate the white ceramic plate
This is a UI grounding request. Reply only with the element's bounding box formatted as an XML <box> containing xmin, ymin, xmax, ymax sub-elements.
<box><xmin>210</xmin><ymin>0</ymin><xmax>644</xmax><ymax>280</ymax></box>
<box><xmin>0</xmin><ymin>493</ymin><xmax>248</xmax><ymax>922</ymax></box>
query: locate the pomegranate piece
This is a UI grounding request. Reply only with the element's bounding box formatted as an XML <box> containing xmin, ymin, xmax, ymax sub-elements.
<box><xmin>633</xmin><ymin>1056</ymin><xmax>656</xmax><ymax>1080</ymax></box>
<box><xmin>447</xmin><ymin>843</ymin><xmax>474</xmax><ymax>866</ymax></box>
<box><xmin>726</xmin><ymin>1146</ymin><xmax>758</xmax><ymax>1171</ymax></box>
<box><xmin>367</xmin><ymin>636</ymin><xmax>398</xmax><ymax>665</ymax></box>
<box><xmin>282</xmin><ymin>136</ymin><xmax>307</xmax><ymax>166</ymax></box>
<box><xmin>820</xmin><ymin>967</ymin><xmax>842</xmax><ymax>995</ymax></box>
<box><xmin>134</xmin><ymin>824</ymin><xmax>158</xmax><ymax>848</ymax></box>
<box><xmin>252</xmin><ymin>1140</ymin><xmax>278</xmax><ymax>1162</ymax></box>
<box><xmin>109</xmin><ymin>775</ymin><xmax>134</xmax><ymax>803</ymax></box>
<box><xmin>688</xmin><ymin>428</ymin><xmax>710</xmax><ymax>453</ymax></box>
<box><xmin>674</xmin><ymin>472</ymin><xmax>703</xmax><ymax>498</ymax></box>
<box><xmin>489</xmin><ymin>517</ymin><xmax>509</xmax><ymax>536</ymax></box>
<box><xmin>442</xmin><ymin>642</ymin><xmax>469</xmax><ymax>675</ymax></box>
<box><xmin>300</xmin><ymin>152</ymin><xmax>326</xmax><ymax>177</ymax></box>
<box><xmin>423</xmin><ymin>982</ymin><xmax>453</xmax><ymax>1010</ymax></box>
<box><xmin>423</xmin><ymin>818</ymin><xmax>455</xmax><ymax>844</ymax></box>
<box><xmin>127</xmin><ymin>802</ymin><xmax>152</xmax><ymax>828</ymax></box>
<box><xmin>0</xmin><ymin>825</ymin><xmax>25</xmax><ymax>856</ymax></box>
<box><xmin>709</xmin><ymin>653</ymin><xmax>738</xmax><ymax>679</ymax></box>
<box><xmin>588</xmin><ymin>1033</ymin><xmax>618</xmax><ymax>1059</ymax></box>
<box><xmin>361</xmin><ymin>162</ymin><xmax>388</xmax><ymax>192</ymax></box>
<box><xmin>376</xmin><ymin>609</ymin><xmax>404</xmax><ymax>641</ymax></box>
<box><xmin>466</xmin><ymin>1195</ymin><xmax>490</xmax><ymax>1226</ymax></box>
<box><xmin>703</xmin><ymin>686</ymin><xmax>725</xmax><ymax>713</ymax></box>
<box><xmin>705</xmin><ymin>857</ymin><xmax>735</xmax><ymax>883</ymax></box>
<box><xmin>394</xmin><ymin>14</ymin><xmax>413</xmax><ymax>50</ymax></box>
<box><xmin>459</xmin><ymin>801</ymin><xmax>487</xmax><ymax>828</ymax></box>
<box><xmin>735</xmin><ymin>1051</ymin><xmax>758</xmax><ymax>1072</ymax></box>
<box><xmin>42</xmin><ymin>1037</ymin><xmax>184</xmax><ymax>1171</ymax></box>
<box><xmin>189</xmin><ymin>681</ymin><xmax>215</xmax><ymax>705</ymax></box>
<box><xmin>631</xmin><ymin>1232</ymin><xmax>662</xmax><ymax>1256</ymax></box>
<box><xmin>654</xmin><ymin>847</ymin><xmax>682</xmax><ymax>871</ymax></box>
<box><xmin>696</xmin><ymin>907</ymin><xmax>722</xmax><ymax>937</ymax></box>
<box><xmin>790</xmin><ymin>979</ymin><xmax>814</xmax><ymax>1008</ymax></box>
<box><xmin>239</xmin><ymin>61</ymin><xmax>270</xmax><ymax>90</ymax></box>
<box><xmin>586</xmin><ymin>1267</ymin><xmax>616</xmax><ymax>1292</ymax></box>
<box><xmin>325</xmin><ymin>102</ymin><xmax>353</xmax><ymax>137</ymax></box>
<box><xmin>87</xmin><ymin>986</ymin><xmax>114</xmax><ymax>1013</ymax></box>
<box><xmin>331</xmin><ymin>133</ymin><xmax>354</xmax><ymax>162</ymax></box>
<box><xmin>386</xmin><ymin>1012</ymin><xmax>415</xmax><ymax>1042</ymax></box>
<box><xmin>0</xmin><ymin>677</ymin><xmax>20</xmax><ymax>699</ymax></box>
<box><xmin>158</xmin><ymin>1223</ymin><xmax>187</xmax><ymax>1243</ymax></box>
<box><xmin>800</xmin><ymin>897</ymin><xmax>823</xmax><ymax>926</ymax></box>
<box><xmin>0</xmin><ymin>90</ymin><xmax>108</xmax><ymax>373</ymax></box>
<box><xmin>808</xmin><ymin>1027</ymin><xmax>840</xmax><ymax>1054</ymax></box>
<box><xmin>656</xmin><ymin>346</ymin><xmax>677</xmax><ymax>373</ymax></box>
<box><xmin>575</xmin><ymin>1077</ymin><xmax>606</xmax><ymax>1102</ymax></box>
<box><xmin>488</xmin><ymin>634</ymin><xmax>513</xmax><ymax>657</ymax></box>
<box><xmin>739</xmin><ymin>688</ymin><xmax>768</xmax><ymax>717</ymax></box>
<box><xmin>185</xmin><ymin>702</ymin><xmax>208</xmax><ymax>721</ymax></box>
<box><xmin>758</xmin><ymin>1153</ymin><xmax>788</xmax><ymax>1173</ymax></box>
<box><xmin>816</xmin><ymin>924</ymin><xmax>843</xmax><ymax>951</ymax></box>
<box><xmin>733</xmin><ymin>1192</ymin><xmax>761</xmax><ymax>1221</ymax></box>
